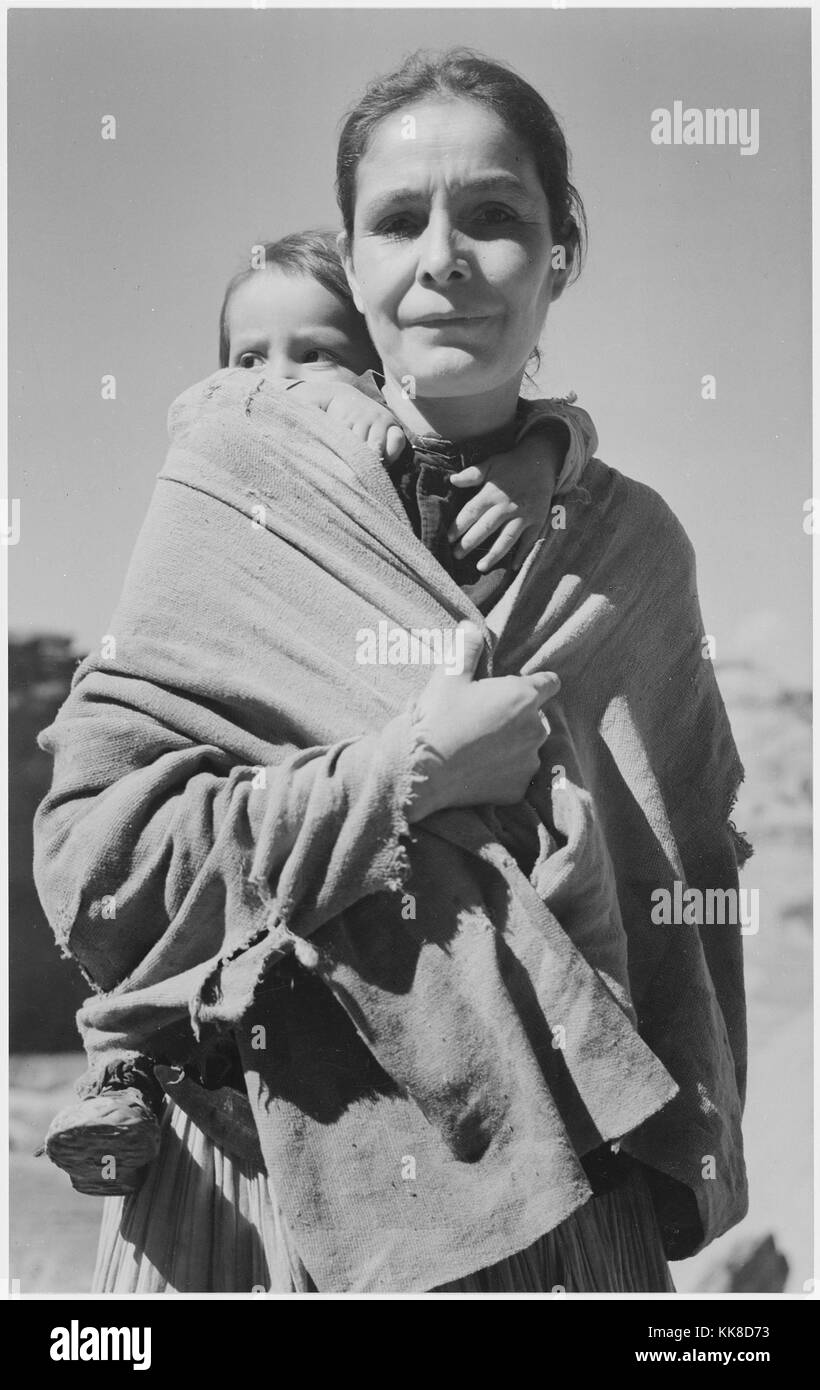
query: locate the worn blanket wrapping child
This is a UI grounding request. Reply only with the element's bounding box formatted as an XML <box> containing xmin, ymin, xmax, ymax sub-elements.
<box><xmin>34</xmin><ymin>368</ymin><xmax>749</xmax><ymax>1293</ymax></box>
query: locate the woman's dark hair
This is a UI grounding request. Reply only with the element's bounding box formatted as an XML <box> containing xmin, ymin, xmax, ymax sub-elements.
<box><xmin>218</xmin><ymin>229</ymin><xmax>359</xmax><ymax>367</ymax></box>
<box><xmin>336</xmin><ymin>48</ymin><xmax>587</xmax><ymax>283</ymax></box>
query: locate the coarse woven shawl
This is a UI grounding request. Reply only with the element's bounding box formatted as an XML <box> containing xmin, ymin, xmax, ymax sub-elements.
<box><xmin>34</xmin><ymin>369</ymin><xmax>749</xmax><ymax>1292</ymax></box>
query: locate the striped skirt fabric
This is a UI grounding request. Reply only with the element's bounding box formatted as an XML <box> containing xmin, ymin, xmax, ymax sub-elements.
<box><xmin>93</xmin><ymin>1100</ymin><xmax>289</xmax><ymax>1293</ymax></box>
<box><xmin>93</xmin><ymin>1100</ymin><xmax>674</xmax><ymax>1294</ymax></box>
<box><xmin>434</xmin><ymin>1169</ymin><xmax>675</xmax><ymax>1292</ymax></box>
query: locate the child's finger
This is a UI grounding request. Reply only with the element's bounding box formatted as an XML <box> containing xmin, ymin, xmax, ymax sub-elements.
<box><xmin>289</xmin><ymin>379</ymin><xmax>335</xmax><ymax>411</ymax></box>
<box><xmin>365</xmin><ymin>421</ymin><xmax>388</xmax><ymax>455</ymax></box>
<box><xmin>452</xmin><ymin>504</ymin><xmax>509</xmax><ymax>558</ymax></box>
<box><xmin>476</xmin><ymin>518</ymin><xmax>527</xmax><ymax>571</ymax></box>
<box><xmin>352</xmin><ymin>418</ymin><xmax>374</xmax><ymax>445</ymax></box>
<box><xmin>385</xmin><ymin>425</ymin><xmax>407</xmax><ymax>463</ymax></box>
<box><xmin>449</xmin><ymin>489</ymin><xmax>499</xmax><ymax>543</ymax></box>
<box><xmin>325</xmin><ymin>397</ymin><xmax>355</xmax><ymax>428</ymax></box>
<box><xmin>449</xmin><ymin>462</ymin><xmax>490</xmax><ymax>489</ymax></box>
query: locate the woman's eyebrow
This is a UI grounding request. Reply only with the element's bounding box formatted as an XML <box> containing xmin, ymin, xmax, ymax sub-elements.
<box><xmin>455</xmin><ymin>173</ymin><xmax>532</xmax><ymax>197</ymax></box>
<box><xmin>363</xmin><ymin>173</ymin><xmax>533</xmax><ymax>219</ymax></box>
<box><xmin>362</xmin><ymin>187</ymin><xmax>425</xmax><ymax>220</ymax></box>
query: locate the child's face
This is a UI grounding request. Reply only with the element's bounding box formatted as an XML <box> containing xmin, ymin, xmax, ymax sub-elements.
<box><xmin>226</xmin><ymin>268</ymin><xmax>378</xmax><ymax>379</ymax></box>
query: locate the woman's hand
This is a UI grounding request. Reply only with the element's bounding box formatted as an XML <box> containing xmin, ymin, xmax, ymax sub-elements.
<box><xmin>407</xmin><ymin>622</ymin><xmax>560</xmax><ymax>821</ymax></box>
<box><xmin>286</xmin><ymin>377</ymin><xmax>407</xmax><ymax>463</ymax></box>
<box><xmin>447</xmin><ymin>424</ymin><xmax>569</xmax><ymax>571</ymax></box>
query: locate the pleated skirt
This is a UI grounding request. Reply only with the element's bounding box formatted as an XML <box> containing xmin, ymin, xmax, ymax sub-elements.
<box><xmin>93</xmin><ymin>1100</ymin><xmax>674</xmax><ymax>1294</ymax></box>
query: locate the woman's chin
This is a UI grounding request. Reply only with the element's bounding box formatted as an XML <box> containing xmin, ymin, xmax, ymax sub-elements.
<box><xmin>408</xmin><ymin>349</ymin><xmax>500</xmax><ymax>398</ymax></box>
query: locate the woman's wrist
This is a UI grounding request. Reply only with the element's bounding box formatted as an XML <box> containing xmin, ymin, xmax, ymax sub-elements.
<box><xmin>405</xmin><ymin>747</ymin><xmax>445</xmax><ymax>823</ymax></box>
<box><xmin>404</xmin><ymin>712</ymin><xmax>449</xmax><ymax>823</ymax></box>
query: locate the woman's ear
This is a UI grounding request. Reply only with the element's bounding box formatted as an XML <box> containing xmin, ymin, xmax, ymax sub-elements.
<box><xmin>548</xmin><ymin>244</ymin><xmax>571</xmax><ymax>304</ymax></box>
<box><xmin>549</xmin><ymin>219</ymin><xmax>579</xmax><ymax>303</ymax></box>
<box><xmin>338</xmin><ymin>232</ymin><xmax>366</xmax><ymax>315</ymax></box>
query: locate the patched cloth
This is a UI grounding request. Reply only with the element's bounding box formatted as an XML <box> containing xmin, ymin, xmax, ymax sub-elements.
<box><xmin>34</xmin><ymin>369</ymin><xmax>748</xmax><ymax>1292</ymax></box>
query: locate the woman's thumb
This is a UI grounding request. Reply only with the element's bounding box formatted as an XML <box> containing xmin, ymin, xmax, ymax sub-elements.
<box><xmin>452</xmin><ymin>621</ymin><xmax>486</xmax><ymax>680</ymax></box>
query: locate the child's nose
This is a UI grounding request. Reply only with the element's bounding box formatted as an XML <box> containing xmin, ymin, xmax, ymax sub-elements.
<box><xmin>268</xmin><ymin>353</ymin><xmax>301</xmax><ymax>379</ymax></box>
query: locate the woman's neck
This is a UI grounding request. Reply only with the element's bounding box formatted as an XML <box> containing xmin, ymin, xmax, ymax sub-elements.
<box><xmin>381</xmin><ymin>372</ymin><xmax>522</xmax><ymax>441</ymax></box>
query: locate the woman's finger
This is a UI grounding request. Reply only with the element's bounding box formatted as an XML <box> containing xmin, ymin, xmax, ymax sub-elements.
<box><xmin>476</xmin><ymin>519</ymin><xmax>526</xmax><ymax>571</ymax></box>
<box><xmin>449</xmin><ymin>462</ymin><xmax>489</xmax><ymax>489</ymax></box>
<box><xmin>528</xmin><ymin>671</ymin><xmax>562</xmax><ymax>706</ymax></box>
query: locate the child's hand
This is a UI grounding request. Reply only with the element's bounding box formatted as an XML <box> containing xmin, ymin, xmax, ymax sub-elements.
<box><xmin>448</xmin><ymin>428</ymin><xmax>567</xmax><ymax>571</ymax></box>
<box><xmin>285</xmin><ymin>377</ymin><xmax>407</xmax><ymax>463</ymax></box>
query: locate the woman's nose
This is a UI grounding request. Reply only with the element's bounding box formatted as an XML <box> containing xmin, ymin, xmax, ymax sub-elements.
<box><xmin>416</xmin><ymin>217</ymin><xmax>471</xmax><ymax>286</ymax></box>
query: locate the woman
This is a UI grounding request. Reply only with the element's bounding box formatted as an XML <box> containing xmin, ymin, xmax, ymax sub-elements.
<box><xmin>34</xmin><ymin>49</ymin><xmax>748</xmax><ymax>1294</ymax></box>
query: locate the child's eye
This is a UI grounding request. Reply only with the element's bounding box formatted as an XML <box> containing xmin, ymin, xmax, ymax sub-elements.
<box><xmin>302</xmin><ymin>349</ymin><xmax>339</xmax><ymax>365</ymax></box>
<box><xmin>238</xmin><ymin>351</ymin><xmax>266</xmax><ymax>370</ymax></box>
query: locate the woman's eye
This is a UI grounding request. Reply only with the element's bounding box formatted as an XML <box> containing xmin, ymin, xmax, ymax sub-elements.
<box><xmin>474</xmin><ymin>205</ymin><xmax>518</xmax><ymax>226</ymax></box>
<box><xmin>238</xmin><ymin>351</ymin><xmax>266</xmax><ymax>370</ymax></box>
<box><xmin>375</xmin><ymin>215</ymin><xmax>418</xmax><ymax>238</ymax></box>
<box><xmin>375</xmin><ymin>206</ymin><xmax>517</xmax><ymax>237</ymax></box>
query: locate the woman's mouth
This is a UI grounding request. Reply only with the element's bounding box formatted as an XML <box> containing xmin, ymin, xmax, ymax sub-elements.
<box><xmin>412</xmin><ymin>314</ymin><xmax>490</xmax><ymax>327</ymax></box>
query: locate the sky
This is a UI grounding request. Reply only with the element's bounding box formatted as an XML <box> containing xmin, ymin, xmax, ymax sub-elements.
<box><xmin>7</xmin><ymin>5</ymin><xmax>812</xmax><ymax>685</ymax></box>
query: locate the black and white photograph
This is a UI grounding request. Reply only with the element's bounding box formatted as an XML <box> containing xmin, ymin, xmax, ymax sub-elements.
<box><xmin>4</xmin><ymin>0</ymin><xmax>813</xmax><ymax>1319</ymax></box>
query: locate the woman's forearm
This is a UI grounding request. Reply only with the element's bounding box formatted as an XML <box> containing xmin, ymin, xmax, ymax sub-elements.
<box><xmin>33</xmin><ymin>682</ymin><xmax>420</xmax><ymax>994</ymax></box>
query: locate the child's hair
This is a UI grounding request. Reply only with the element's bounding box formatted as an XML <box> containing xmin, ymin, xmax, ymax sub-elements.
<box><xmin>218</xmin><ymin>228</ymin><xmax>364</xmax><ymax>368</ymax></box>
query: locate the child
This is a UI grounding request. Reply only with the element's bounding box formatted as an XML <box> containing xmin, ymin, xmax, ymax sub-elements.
<box><xmin>44</xmin><ymin>229</ymin><xmax>597</xmax><ymax>1194</ymax></box>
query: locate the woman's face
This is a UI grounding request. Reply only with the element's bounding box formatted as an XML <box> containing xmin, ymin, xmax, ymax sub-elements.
<box><xmin>341</xmin><ymin>98</ymin><xmax>565</xmax><ymax>405</ymax></box>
